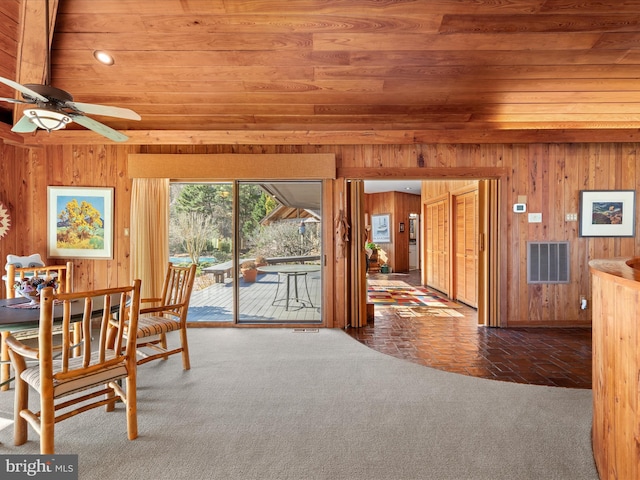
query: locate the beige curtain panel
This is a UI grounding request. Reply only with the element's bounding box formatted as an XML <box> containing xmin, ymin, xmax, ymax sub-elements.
<box><xmin>131</xmin><ymin>178</ymin><xmax>170</xmax><ymax>300</ymax></box>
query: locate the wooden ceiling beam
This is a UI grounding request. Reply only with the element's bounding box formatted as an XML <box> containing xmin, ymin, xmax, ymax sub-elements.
<box><xmin>35</xmin><ymin>89</ymin><xmax>640</xmax><ymax>105</ymax></box>
<box><xmin>0</xmin><ymin>121</ymin><xmax>25</xmax><ymax>145</ymax></box>
<box><xmin>12</xmin><ymin>0</ymin><xmax>58</xmax><ymax>124</ymax></box>
<box><xmin>16</xmin><ymin>0</ymin><xmax>58</xmax><ymax>85</ymax></box>
<box><xmin>70</xmin><ymin>116</ymin><xmax>640</xmax><ymax>130</ymax></box>
<box><xmin>20</xmin><ymin>128</ymin><xmax>640</xmax><ymax>146</ymax></box>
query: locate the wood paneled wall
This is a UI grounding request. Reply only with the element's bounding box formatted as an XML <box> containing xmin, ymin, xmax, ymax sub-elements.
<box><xmin>393</xmin><ymin>192</ymin><xmax>422</xmax><ymax>273</ymax></box>
<box><xmin>1</xmin><ymin>142</ymin><xmax>639</xmax><ymax>327</ymax></box>
<box><xmin>0</xmin><ymin>143</ymin><xmax>136</xmax><ymax>296</ymax></box>
<box><xmin>365</xmin><ymin>191</ymin><xmax>395</xmax><ymax>267</ymax></box>
<box><xmin>364</xmin><ymin>191</ymin><xmax>421</xmax><ymax>273</ymax></box>
<box><xmin>0</xmin><ymin>0</ymin><xmax>19</xmax><ymax>99</ymax></box>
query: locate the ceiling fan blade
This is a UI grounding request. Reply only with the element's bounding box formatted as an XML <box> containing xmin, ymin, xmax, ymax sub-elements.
<box><xmin>0</xmin><ymin>76</ymin><xmax>49</xmax><ymax>103</ymax></box>
<box><xmin>67</xmin><ymin>101</ymin><xmax>141</xmax><ymax>120</ymax></box>
<box><xmin>11</xmin><ymin>115</ymin><xmax>39</xmax><ymax>133</ymax></box>
<box><xmin>71</xmin><ymin>114</ymin><xmax>129</xmax><ymax>142</ymax></box>
<box><xmin>0</xmin><ymin>97</ymin><xmax>33</xmax><ymax>105</ymax></box>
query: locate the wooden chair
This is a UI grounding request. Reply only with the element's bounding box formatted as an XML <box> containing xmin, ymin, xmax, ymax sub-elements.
<box><xmin>1</xmin><ymin>257</ymin><xmax>74</xmax><ymax>391</ymax></box>
<box><xmin>110</xmin><ymin>262</ymin><xmax>196</xmax><ymax>370</ymax></box>
<box><xmin>4</xmin><ymin>255</ymin><xmax>73</xmax><ymax>300</ymax></box>
<box><xmin>5</xmin><ymin>280</ymin><xmax>142</xmax><ymax>454</ymax></box>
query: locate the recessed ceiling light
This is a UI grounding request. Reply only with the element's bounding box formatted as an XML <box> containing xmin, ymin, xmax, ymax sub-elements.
<box><xmin>93</xmin><ymin>50</ymin><xmax>114</xmax><ymax>65</ymax></box>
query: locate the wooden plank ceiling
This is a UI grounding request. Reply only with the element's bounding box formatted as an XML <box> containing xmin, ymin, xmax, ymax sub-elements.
<box><xmin>3</xmin><ymin>0</ymin><xmax>640</xmax><ymax>144</ymax></box>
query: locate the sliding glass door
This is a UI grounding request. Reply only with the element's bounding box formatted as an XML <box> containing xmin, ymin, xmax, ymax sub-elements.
<box><xmin>170</xmin><ymin>182</ymin><xmax>234</xmax><ymax>321</ymax></box>
<box><xmin>170</xmin><ymin>180</ymin><xmax>322</xmax><ymax>325</ymax></box>
<box><xmin>237</xmin><ymin>181</ymin><xmax>322</xmax><ymax>324</ymax></box>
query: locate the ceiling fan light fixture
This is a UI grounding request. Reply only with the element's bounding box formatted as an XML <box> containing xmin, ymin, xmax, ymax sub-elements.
<box><xmin>93</xmin><ymin>50</ymin><xmax>115</xmax><ymax>66</ymax></box>
<box><xmin>25</xmin><ymin>109</ymin><xmax>72</xmax><ymax>132</ymax></box>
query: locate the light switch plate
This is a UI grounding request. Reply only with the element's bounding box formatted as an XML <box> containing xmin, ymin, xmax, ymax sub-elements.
<box><xmin>528</xmin><ymin>213</ymin><xmax>542</xmax><ymax>223</ymax></box>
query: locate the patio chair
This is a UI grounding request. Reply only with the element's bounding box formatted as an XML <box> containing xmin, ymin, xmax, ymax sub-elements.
<box><xmin>110</xmin><ymin>262</ymin><xmax>196</xmax><ymax>370</ymax></box>
<box><xmin>4</xmin><ymin>280</ymin><xmax>142</xmax><ymax>454</ymax></box>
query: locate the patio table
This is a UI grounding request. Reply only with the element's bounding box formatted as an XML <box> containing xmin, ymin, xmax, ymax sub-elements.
<box><xmin>257</xmin><ymin>264</ymin><xmax>320</xmax><ymax>311</ymax></box>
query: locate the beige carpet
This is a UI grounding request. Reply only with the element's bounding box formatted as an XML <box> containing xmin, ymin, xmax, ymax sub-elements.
<box><xmin>0</xmin><ymin>328</ymin><xmax>597</xmax><ymax>480</ymax></box>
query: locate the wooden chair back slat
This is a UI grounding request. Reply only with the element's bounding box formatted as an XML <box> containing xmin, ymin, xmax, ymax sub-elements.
<box><xmin>5</xmin><ymin>262</ymin><xmax>73</xmax><ymax>298</ymax></box>
<box><xmin>50</xmin><ymin>285</ymin><xmax>140</xmax><ymax>379</ymax></box>
<box><xmin>158</xmin><ymin>262</ymin><xmax>196</xmax><ymax>321</ymax></box>
<box><xmin>128</xmin><ymin>262</ymin><xmax>196</xmax><ymax>370</ymax></box>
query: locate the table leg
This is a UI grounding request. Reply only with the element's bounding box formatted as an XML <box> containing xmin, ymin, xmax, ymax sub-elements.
<box><xmin>271</xmin><ymin>273</ymin><xmax>284</xmax><ymax>307</ymax></box>
<box><xmin>268</xmin><ymin>269</ymin><xmax>317</xmax><ymax>311</ymax></box>
<box><xmin>293</xmin><ymin>273</ymin><xmax>300</xmax><ymax>302</ymax></box>
<box><xmin>1</xmin><ymin>331</ymin><xmax>11</xmax><ymax>391</ymax></box>
<box><xmin>289</xmin><ymin>273</ymin><xmax>312</xmax><ymax>310</ymax></box>
<box><xmin>286</xmin><ymin>274</ymin><xmax>291</xmax><ymax>310</ymax></box>
<box><xmin>302</xmin><ymin>274</ymin><xmax>314</xmax><ymax>308</ymax></box>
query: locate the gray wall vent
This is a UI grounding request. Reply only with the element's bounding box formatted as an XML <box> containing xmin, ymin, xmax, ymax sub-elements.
<box><xmin>527</xmin><ymin>242</ymin><xmax>570</xmax><ymax>284</ymax></box>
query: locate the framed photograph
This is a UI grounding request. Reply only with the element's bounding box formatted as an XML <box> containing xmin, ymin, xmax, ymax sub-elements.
<box><xmin>48</xmin><ymin>186</ymin><xmax>114</xmax><ymax>259</ymax></box>
<box><xmin>579</xmin><ymin>190</ymin><xmax>636</xmax><ymax>237</ymax></box>
<box><xmin>399</xmin><ymin>222</ymin><xmax>405</xmax><ymax>233</ymax></box>
<box><xmin>371</xmin><ymin>213</ymin><xmax>391</xmax><ymax>243</ymax></box>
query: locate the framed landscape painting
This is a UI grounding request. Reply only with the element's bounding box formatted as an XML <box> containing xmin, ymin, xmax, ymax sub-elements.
<box><xmin>579</xmin><ymin>190</ymin><xmax>636</xmax><ymax>237</ymax></box>
<box><xmin>48</xmin><ymin>186</ymin><xmax>114</xmax><ymax>259</ymax></box>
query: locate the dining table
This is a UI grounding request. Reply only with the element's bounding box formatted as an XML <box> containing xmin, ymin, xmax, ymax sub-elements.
<box><xmin>257</xmin><ymin>264</ymin><xmax>321</xmax><ymax>311</ymax></box>
<box><xmin>0</xmin><ymin>294</ymin><xmax>121</xmax><ymax>390</ymax></box>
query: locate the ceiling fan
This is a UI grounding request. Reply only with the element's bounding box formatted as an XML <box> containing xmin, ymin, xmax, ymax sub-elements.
<box><xmin>0</xmin><ymin>1</ymin><xmax>140</xmax><ymax>142</ymax></box>
<box><xmin>0</xmin><ymin>76</ymin><xmax>141</xmax><ymax>142</ymax></box>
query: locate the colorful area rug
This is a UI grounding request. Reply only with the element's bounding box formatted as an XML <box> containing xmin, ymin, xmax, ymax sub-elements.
<box><xmin>367</xmin><ymin>286</ymin><xmax>462</xmax><ymax>308</ymax></box>
<box><xmin>395</xmin><ymin>306</ymin><xmax>464</xmax><ymax>318</ymax></box>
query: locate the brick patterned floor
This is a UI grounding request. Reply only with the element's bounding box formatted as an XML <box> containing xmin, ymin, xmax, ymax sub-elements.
<box><xmin>348</xmin><ymin>274</ymin><xmax>592</xmax><ymax>389</ymax></box>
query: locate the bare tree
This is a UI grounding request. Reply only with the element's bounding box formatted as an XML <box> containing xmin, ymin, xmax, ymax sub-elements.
<box><xmin>171</xmin><ymin>211</ymin><xmax>217</xmax><ymax>264</ymax></box>
<box><xmin>253</xmin><ymin>220</ymin><xmax>320</xmax><ymax>258</ymax></box>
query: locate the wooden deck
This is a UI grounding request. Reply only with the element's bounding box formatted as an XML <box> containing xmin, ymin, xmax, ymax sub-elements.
<box><xmin>187</xmin><ymin>271</ymin><xmax>322</xmax><ymax>324</ymax></box>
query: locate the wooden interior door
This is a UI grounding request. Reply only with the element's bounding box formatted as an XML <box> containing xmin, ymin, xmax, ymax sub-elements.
<box><xmin>347</xmin><ymin>180</ymin><xmax>367</xmax><ymax>328</ymax></box>
<box><xmin>454</xmin><ymin>189</ymin><xmax>478</xmax><ymax>307</ymax></box>
<box><xmin>425</xmin><ymin>196</ymin><xmax>449</xmax><ymax>294</ymax></box>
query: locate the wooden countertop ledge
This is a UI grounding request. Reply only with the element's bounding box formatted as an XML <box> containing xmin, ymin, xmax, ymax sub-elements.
<box><xmin>589</xmin><ymin>257</ymin><xmax>640</xmax><ymax>283</ymax></box>
<box><xmin>589</xmin><ymin>255</ymin><xmax>640</xmax><ymax>480</ymax></box>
